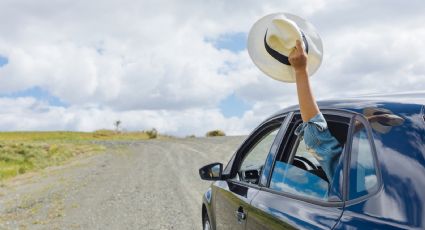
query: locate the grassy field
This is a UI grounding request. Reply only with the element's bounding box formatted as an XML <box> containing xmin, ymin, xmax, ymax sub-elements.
<box><xmin>0</xmin><ymin>130</ymin><xmax>163</xmax><ymax>181</ymax></box>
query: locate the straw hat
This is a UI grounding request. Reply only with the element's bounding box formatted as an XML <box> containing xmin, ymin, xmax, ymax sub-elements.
<box><xmin>248</xmin><ymin>13</ymin><xmax>323</xmax><ymax>82</ymax></box>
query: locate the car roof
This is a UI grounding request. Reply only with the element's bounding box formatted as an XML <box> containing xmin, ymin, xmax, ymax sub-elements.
<box><xmin>271</xmin><ymin>91</ymin><xmax>425</xmax><ymax>117</ymax></box>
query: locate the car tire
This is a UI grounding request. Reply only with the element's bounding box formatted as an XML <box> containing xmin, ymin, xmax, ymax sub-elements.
<box><xmin>203</xmin><ymin>213</ymin><xmax>211</xmax><ymax>230</ymax></box>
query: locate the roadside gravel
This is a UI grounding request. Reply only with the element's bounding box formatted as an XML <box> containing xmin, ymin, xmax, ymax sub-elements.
<box><xmin>0</xmin><ymin>136</ymin><xmax>245</xmax><ymax>230</ymax></box>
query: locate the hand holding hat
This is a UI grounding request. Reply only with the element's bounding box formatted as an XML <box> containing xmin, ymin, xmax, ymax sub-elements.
<box><xmin>288</xmin><ymin>40</ymin><xmax>308</xmax><ymax>74</ymax></box>
<box><xmin>248</xmin><ymin>13</ymin><xmax>323</xmax><ymax>82</ymax></box>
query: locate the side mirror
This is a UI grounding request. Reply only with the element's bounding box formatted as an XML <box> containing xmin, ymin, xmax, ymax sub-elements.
<box><xmin>199</xmin><ymin>162</ymin><xmax>223</xmax><ymax>181</ymax></box>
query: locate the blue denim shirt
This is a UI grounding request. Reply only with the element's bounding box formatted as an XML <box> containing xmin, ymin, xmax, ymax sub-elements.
<box><xmin>294</xmin><ymin>113</ymin><xmax>342</xmax><ymax>183</ymax></box>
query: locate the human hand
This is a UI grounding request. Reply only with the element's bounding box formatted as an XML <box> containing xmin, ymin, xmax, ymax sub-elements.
<box><xmin>288</xmin><ymin>40</ymin><xmax>308</xmax><ymax>73</ymax></box>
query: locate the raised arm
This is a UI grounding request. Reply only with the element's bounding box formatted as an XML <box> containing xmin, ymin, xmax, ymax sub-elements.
<box><xmin>288</xmin><ymin>40</ymin><xmax>320</xmax><ymax>122</ymax></box>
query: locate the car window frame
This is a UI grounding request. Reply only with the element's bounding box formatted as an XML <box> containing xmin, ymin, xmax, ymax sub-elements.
<box><xmin>226</xmin><ymin>114</ymin><xmax>290</xmax><ymax>188</ymax></box>
<box><xmin>344</xmin><ymin>113</ymin><xmax>383</xmax><ymax>205</ymax></box>
<box><xmin>260</xmin><ymin>109</ymin><xmax>356</xmax><ymax>207</ymax></box>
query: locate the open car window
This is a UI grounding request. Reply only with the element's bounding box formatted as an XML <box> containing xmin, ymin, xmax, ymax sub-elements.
<box><xmin>270</xmin><ymin>136</ymin><xmax>338</xmax><ymax>201</ymax></box>
<box><xmin>293</xmin><ymin>139</ymin><xmax>322</xmax><ymax>173</ymax></box>
<box><xmin>268</xmin><ymin>113</ymin><xmax>350</xmax><ymax>202</ymax></box>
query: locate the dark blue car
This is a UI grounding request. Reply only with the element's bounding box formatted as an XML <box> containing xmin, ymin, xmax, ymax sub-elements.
<box><xmin>199</xmin><ymin>93</ymin><xmax>425</xmax><ymax>229</ymax></box>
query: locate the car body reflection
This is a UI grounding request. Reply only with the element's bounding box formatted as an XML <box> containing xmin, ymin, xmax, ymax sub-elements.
<box><xmin>270</xmin><ymin>161</ymin><xmax>329</xmax><ymax>200</ymax></box>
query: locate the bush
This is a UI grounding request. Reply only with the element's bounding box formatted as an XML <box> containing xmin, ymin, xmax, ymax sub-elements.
<box><xmin>146</xmin><ymin>128</ymin><xmax>158</xmax><ymax>139</ymax></box>
<box><xmin>93</xmin><ymin>129</ymin><xmax>115</xmax><ymax>138</ymax></box>
<box><xmin>206</xmin><ymin>130</ymin><xmax>226</xmax><ymax>137</ymax></box>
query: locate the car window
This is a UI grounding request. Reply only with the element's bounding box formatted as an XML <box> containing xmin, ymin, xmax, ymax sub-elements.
<box><xmin>268</xmin><ymin>116</ymin><xmax>348</xmax><ymax>201</ymax></box>
<box><xmin>349</xmin><ymin>118</ymin><xmax>379</xmax><ymax>200</ymax></box>
<box><xmin>269</xmin><ymin>137</ymin><xmax>333</xmax><ymax>201</ymax></box>
<box><xmin>293</xmin><ymin>139</ymin><xmax>321</xmax><ymax>169</ymax></box>
<box><xmin>237</xmin><ymin>127</ymin><xmax>280</xmax><ymax>184</ymax></box>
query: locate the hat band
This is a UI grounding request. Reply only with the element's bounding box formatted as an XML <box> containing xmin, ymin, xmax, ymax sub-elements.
<box><xmin>264</xmin><ymin>29</ymin><xmax>309</xmax><ymax>66</ymax></box>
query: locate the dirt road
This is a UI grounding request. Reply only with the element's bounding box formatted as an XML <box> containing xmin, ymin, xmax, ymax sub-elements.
<box><xmin>0</xmin><ymin>136</ymin><xmax>245</xmax><ymax>230</ymax></box>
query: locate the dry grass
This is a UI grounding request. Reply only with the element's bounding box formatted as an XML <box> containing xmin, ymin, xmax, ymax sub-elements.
<box><xmin>0</xmin><ymin>130</ymin><xmax>170</xmax><ymax>180</ymax></box>
<box><xmin>0</xmin><ymin>130</ymin><xmax>170</xmax><ymax>142</ymax></box>
<box><xmin>0</xmin><ymin>142</ymin><xmax>104</xmax><ymax>180</ymax></box>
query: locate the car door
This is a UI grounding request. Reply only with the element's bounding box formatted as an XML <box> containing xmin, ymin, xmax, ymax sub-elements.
<box><xmin>212</xmin><ymin>115</ymin><xmax>289</xmax><ymax>230</ymax></box>
<box><xmin>247</xmin><ymin>111</ymin><xmax>352</xmax><ymax>229</ymax></box>
<box><xmin>333</xmin><ymin>115</ymin><xmax>385</xmax><ymax>229</ymax></box>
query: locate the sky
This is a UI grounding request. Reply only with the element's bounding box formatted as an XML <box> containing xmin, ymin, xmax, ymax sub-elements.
<box><xmin>0</xmin><ymin>0</ymin><xmax>424</xmax><ymax>136</ymax></box>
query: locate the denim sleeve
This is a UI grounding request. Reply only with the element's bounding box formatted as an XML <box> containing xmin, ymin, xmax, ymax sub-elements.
<box><xmin>294</xmin><ymin>113</ymin><xmax>342</xmax><ymax>182</ymax></box>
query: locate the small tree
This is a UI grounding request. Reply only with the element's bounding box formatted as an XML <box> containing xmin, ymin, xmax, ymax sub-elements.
<box><xmin>114</xmin><ymin>120</ymin><xmax>121</xmax><ymax>132</ymax></box>
<box><xmin>146</xmin><ymin>128</ymin><xmax>158</xmax><ymax>139</ymax></box>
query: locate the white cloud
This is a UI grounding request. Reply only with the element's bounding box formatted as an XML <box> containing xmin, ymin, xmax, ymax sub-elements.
<box><xmin>0</xmin><ymin>97</ymin><xmax>263</xmax><ymax>136</ymax></box>
<box><xmin>0</xmin><ymin>0</ymin><xmax>424</xmax><ymax>135</ymax></box>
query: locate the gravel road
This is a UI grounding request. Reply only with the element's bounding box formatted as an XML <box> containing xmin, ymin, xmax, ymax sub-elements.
<box><xmin>0</xmin><ymin>136</ymin><xmax>246</xmax><ymax>230</ymax></box>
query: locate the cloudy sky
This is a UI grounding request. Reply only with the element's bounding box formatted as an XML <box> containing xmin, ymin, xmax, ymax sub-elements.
<box><xmin>0</xmin><ymin>0</ymin><xmax>424</xmax><ymax>136</ymax></box>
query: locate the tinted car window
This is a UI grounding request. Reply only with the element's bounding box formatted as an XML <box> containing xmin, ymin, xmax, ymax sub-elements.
<box><xmin>270</xmin><ymin>137</ymin><xmax>332</xmax><ymax>201</ymax></box>
<box><xmin>349</xmin><ymin>119</ymin><xmax>379</xmax><ymax>200</ymax></box>
<box><xmin>237</xmin><ymin>128</ymin><xmax>279</xmax><ymax>184</ymax></box>
<box><xmin>240</xmin><ymin>129</ymin><xmax>279</xmax><ymax>171</ymax></box>
<box><xmin>270</xmin><ymin>161</ymin><xmax>329</xmax><ymax>200</ymax></box>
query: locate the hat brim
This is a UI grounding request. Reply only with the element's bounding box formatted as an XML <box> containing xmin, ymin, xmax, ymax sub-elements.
<box><xmin>248</xmin><ymin>13</ymin><xmax>323</xmax><ymax>83</ymax></box>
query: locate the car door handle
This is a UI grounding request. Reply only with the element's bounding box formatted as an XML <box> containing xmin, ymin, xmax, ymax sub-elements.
<box><xmin>235</xmin><ymin>209</ymin><xmax>246</xmax><ymax>224</ymax></box>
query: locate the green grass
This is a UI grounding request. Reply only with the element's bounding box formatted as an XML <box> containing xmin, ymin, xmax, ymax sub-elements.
<box><xmin>0</xmin><ymin>130</ymin><xmax>169</xmax><ymax>180</ymax></box>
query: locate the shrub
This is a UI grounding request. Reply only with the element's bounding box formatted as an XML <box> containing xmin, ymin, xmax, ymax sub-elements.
<box><xmin>93</xmin><ymin>129</ymin><xmax>115</xmax><ymax>138</ymax></box>
<box><xmin>206</xmin><ymin>130</ymin><xmax>226</xmax><ymax>137</ymax></box>
<box><xmin>146</xmin><ymin>128</ymin><xmax>158</xmax><ymax>139</ymax></box>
